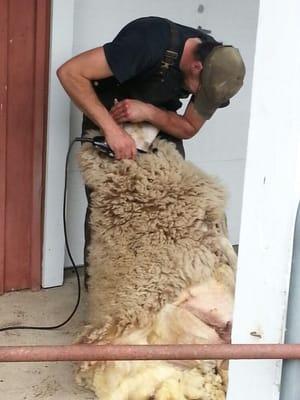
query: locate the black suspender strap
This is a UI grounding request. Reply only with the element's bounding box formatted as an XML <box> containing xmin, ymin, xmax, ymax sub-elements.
<box><xmin>159</xmin><ymin>21</ymin><xmax>180</xmax><ymax>74</ymax></box>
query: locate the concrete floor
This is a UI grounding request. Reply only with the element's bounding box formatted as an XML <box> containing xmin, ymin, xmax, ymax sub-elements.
<box><xmin>0</xmin><ymin>268</ymin><xmax>96</xmax><ymax>399</ymax></box>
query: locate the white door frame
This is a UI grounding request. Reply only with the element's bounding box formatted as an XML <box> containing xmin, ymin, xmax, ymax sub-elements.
<box><xmin>42</xmin><ymin>0</ymin><xmax>75</xmax><ymax>287</ymax></box>
<box><xmin>227</xmin><ymin>0</ymin><xmax>300</xmax><ymax>398</ymax></box>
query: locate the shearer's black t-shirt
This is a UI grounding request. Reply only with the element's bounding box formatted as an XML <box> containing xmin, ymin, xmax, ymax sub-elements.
<box><xmin>101</xmin><ymin>16</ymin><xmax>217</xmax><ymax>112</ymax></box>
<box><xmin>104</xmin><ymin>17</ymin><xmax>172</xmax><ymax>85</ymax></box>
<box><xmin>84</xmin><ymin>17</ymin><xmax>223</xmax><ymax>156</ymax></box>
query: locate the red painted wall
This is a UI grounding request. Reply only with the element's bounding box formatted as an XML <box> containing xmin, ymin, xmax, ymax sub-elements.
<box><xmin>0</xmin><ymin>0</ymin><xmax>50</xmax><ymax>293</ymax></box>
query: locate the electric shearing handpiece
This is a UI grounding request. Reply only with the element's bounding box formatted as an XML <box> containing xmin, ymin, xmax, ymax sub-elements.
<box><xmin>78</xmin><ymin>135</ymin><xmax>147</xmax><ymax>158</ymax></box>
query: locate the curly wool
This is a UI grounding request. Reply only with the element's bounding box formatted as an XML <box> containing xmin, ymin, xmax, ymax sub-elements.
<box><xmin>78</xmin><ymin>139</ymin><xmax>235</xmax><ymax>330</ymax></box>
<box><xmin>76</xmin><ymin>139</ymin><xmax>237</xmax><ymax>400</ymax></box>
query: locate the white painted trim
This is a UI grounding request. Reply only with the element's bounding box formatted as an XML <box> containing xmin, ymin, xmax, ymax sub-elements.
<box><xmin>42</xmin><ymin>0</ymin><xmax>75</xmax><ymax>288</ymax></box>
<box><xmin>227</xmin><ymin>0</ymin><xmax>300</xmax><ymax>398</ymax></box>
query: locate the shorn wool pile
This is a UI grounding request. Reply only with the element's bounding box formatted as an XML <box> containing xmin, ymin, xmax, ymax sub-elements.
<box><xmin>76</xmin><ymin>136</ymin><xmax>237</xmax><ymax>400</ymax></box>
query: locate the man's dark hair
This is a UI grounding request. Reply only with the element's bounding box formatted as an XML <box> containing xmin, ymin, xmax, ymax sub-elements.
<box><xmin>195</xmin><ymin>41</ymin><xmax>222</xmax><ymax>63</ymax></box>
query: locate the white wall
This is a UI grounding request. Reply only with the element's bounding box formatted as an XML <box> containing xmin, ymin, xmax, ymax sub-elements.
<box><xmin>184</xmin><ymin>1</ymin><xmax>259</xmax><ymax>243</ymax></box>
<box><xmin>65</xmin><ymin>0</ymin><xmax>259</xmax><ymax>267</ymax></box>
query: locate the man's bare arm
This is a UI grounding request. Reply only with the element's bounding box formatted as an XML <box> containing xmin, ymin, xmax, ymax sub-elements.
<box><xmin>110</xmin><ymin>98</ymin><xmax>207</xmax><ymax>139</ymax></box>
<box><xmin>147</xmin><ymin>100</ymin><xmax>207</xmax><ymax>138</ymax></box>
<box><xmin>57</xmin><ymin>47</ymin><xmax>136</xmax><ymax>160</ymax></box>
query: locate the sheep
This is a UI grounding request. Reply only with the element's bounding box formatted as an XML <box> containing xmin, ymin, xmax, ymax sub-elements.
<box><xmin>75</xmin><ymin>134</ymin><xmax>237</xmax><ymax>400</ymax></box>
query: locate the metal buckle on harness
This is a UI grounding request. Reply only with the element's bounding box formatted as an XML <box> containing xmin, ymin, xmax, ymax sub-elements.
<box><xmin>161</xmin><ymin>50</ymin><xmax>178</xmax><ymax>70</ymax></box>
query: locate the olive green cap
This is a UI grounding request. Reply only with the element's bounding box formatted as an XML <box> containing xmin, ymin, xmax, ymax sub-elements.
<box><xmin>194</xmin><ymin>46</ymin><xmax>246</xmax><ymax>119</ymax></box>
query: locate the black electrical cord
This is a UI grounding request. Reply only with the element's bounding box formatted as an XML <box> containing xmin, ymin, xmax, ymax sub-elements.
<box><xmin>0</xmin><ymin>135</ymin><xmax>148</xmax><ymax>333</ymax></box>
<box><xmin>0</xmin><ymin>138</ymin><xmax>88</xmax><ymax>332</ymax></box>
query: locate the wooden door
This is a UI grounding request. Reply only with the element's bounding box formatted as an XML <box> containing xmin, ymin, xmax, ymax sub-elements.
<box><xmin>0</xmin><ymin>0</ymin><xmax>50</xmax><ymax>293</ymax></box>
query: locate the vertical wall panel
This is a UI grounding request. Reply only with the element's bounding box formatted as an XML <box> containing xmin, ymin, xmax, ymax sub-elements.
<box><xmin>31</xmin><ymin>0</ymin><xmax>51</xmax><ymax>290</ymax></box>
<box><xmin>0</xmin><ymin>0</ymin><xmax>8</xmax><ymax>294</ymax></box>
<box><xmin>0</xmin><ymin>0</ymin><xmax>50</xmax><ymax>293</ymax></box>
<box><xmin>5</xmin><ymin>0</ymin><xmax>35</xmax><ymax>290</ymax></box>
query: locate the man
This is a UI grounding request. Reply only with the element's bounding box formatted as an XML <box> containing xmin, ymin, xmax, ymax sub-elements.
<box><xmin>57</xmin><ymin>16</ymin><xmax>245</xmax><ymax>288</ymax></box>
<box><xmin>57</xmin><ymin>16</ymin><xmax>245</xmax><ymax>160</ymax></box>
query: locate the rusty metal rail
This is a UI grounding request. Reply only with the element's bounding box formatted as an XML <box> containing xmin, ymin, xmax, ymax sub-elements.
<box><xmin>0</xmin><ymin>344</ymin><xmax>300</xmax><ymax>362</ymax></box>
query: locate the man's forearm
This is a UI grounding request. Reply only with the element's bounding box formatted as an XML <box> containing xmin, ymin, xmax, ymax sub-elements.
<box><xmin>145</xmin><ymin>104</ymin><xmax>197</xmax><ymax>139</ymax></box>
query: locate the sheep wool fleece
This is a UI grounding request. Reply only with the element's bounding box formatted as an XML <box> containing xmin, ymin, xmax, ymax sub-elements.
<box><xmin>76</xmin><ymin>138</ymin><xmax>237</xmax><ymax>400</ymax></box>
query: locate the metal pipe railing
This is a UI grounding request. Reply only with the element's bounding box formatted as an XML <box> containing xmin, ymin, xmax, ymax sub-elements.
<box><xmin>1</xmin><ymin>344</ymin><xmax>300</xmax><ymax>362</ymax></box>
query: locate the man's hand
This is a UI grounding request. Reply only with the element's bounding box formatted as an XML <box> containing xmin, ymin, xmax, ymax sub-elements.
<box><xmin>111</xmin><ymin>98</ymin><xmax>206</xmax><ymax>140</ymax></box>
<box><xmin>110</xmin><ymin>99</ymin><xmax>150</xmax><ymax>124</ymax></box>
<box><xmin>104</xmin><ymin>125</ymin><xmax>137</xmax><ymax>160</ymax></box>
